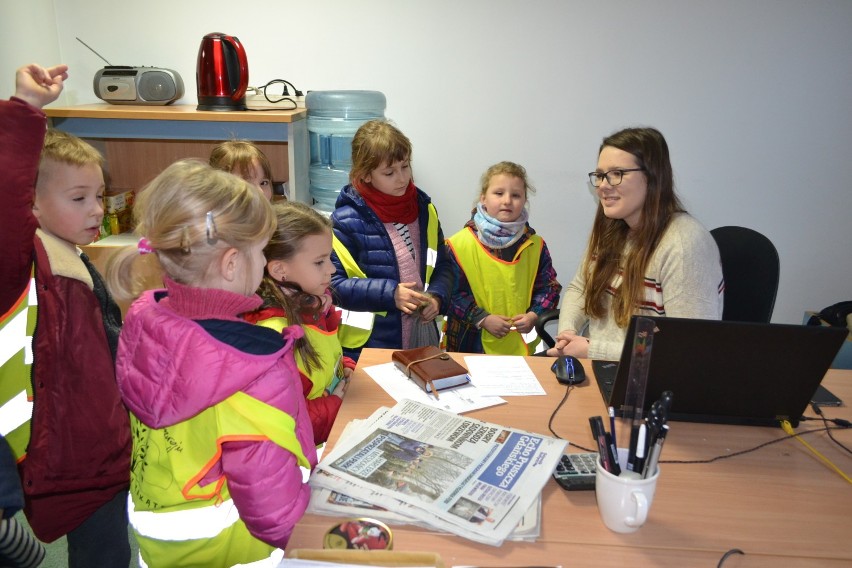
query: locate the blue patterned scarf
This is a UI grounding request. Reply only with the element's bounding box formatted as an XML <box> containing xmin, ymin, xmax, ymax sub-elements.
<box><xmin>473</xmin><ymin>203</ymin><xmax>528</xmax><ymax>249</ymax></box>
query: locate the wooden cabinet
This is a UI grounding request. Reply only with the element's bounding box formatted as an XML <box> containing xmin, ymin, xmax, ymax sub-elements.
<box><xmin>44</xmin><ymin>103</ymin><xmax>309</xmax><ymax>202</ymax></box>
<box><xmin>44</xmin><ymin>104</ymin><xmax>310</xmax><ymax>314</ymax></box>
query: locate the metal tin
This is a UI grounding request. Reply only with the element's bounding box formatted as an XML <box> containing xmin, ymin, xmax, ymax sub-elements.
<box><xmin>323</xmin><ymin>518</ymin><xmax>393</xmax><ymax>550</ymax></box>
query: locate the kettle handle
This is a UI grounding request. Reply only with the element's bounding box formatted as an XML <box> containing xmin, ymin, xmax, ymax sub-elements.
<box><xmin>221</xmin><ymin>34</ymin><xmax>249</xmax><ymax>101</ymax></box>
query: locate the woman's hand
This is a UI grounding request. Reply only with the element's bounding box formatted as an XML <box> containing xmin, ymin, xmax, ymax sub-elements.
<box><xmin>547</xmin><ymin>330</ymin><xmax>590</xmax><ymax>358</ymax></box>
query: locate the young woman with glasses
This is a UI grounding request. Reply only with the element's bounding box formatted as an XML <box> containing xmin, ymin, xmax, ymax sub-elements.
<box><xmin>548</xmin><ymin>127</ymin><xmax>724</xmax><ymax>361</ymax></box>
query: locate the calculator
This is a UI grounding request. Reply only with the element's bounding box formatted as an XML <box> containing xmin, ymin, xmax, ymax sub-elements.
<box><xmin>552</xmin><ymin>452</ymin><xmax>598</xmax><ymax>491</ymax></box>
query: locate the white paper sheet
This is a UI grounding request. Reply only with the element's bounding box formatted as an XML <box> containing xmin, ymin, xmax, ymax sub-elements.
<box><xmin>362</xmin><ymin>362</ymin><xmax>506</xmax><ymax>414</ymax></box>
<box><xmin>463</xmin><ymin>356</ymin><xmax>546</xmax><ymax>396</ymax></box>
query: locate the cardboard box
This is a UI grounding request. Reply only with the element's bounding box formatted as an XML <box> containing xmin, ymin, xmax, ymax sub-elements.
<box><xmin>105</xmin><ymin>189</ymin><xmax>135</xmax><ymax>214</ymax></box>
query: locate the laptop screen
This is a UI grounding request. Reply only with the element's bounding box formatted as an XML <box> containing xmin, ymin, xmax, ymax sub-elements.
<box><xmin>593</xmin><ymin>316</ymin><xmax>847</xmax><ymax>427</ymax></box>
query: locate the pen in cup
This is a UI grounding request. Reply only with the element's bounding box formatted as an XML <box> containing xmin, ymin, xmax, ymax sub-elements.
<box><xmin>608</xmin><ymin>406</ymin><xmax>617</xmax><ymax>449</ymax></box>
<box><xmin>643</xmin><ymin>423</ymin><xmax>668</xmax><ymax>479</ymax></box>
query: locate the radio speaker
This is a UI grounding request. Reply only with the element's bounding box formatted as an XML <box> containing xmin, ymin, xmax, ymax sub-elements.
<box><xmin>94</xmin><ymin>67</ymin><xmax>184</xmax><ymax>105</ymax></box>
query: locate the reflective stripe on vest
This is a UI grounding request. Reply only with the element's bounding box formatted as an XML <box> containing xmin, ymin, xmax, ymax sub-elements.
<box><xmin>129</xmin><ymin>391</ymin><xmax>310</xmax><ymax>557</ymax></box>
<box><xmin>129</xmin><ymin>493</ymin><xmax>240</xmax><ymax>541</ymax></box>
<box><xmin>333</xmin><ymin>203</ymin><xmax>440</xmax><ymax>348</ymax></box>
<box><xmin>447</xmin><ymin>228</ymin><xmax>542</xmax><ymax>355</ymax></box>
<box><xmin>0</xmin><ymin>278</ymin><xmax>37</xmax><ymax>459</ymax></box>
<box><xmin>255</xmin><ymin>316</ymin><xmax>343</xmax><ymax>400</ymax></box>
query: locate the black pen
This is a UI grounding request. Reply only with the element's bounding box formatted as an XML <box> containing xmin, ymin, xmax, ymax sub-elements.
<box><xmin>626</xmin><ymin>421</ymin><xmax>640</xmax><ymax>472</ymax></box>
<box><xmin>643</xmin><ymin>424</ymin><xmax>668</xmax><ymax>479</ymax></box>
<box><xmin>604</xmin><ymin>431</ymin><xmax>621</xmax><ymax>476</ymax></box>
<box><xmin>589</xmin><ymin>416</ymin><xmax>614</xmax><ymax>474</ymax></box>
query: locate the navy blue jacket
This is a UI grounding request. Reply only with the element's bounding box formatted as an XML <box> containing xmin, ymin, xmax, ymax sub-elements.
<box><xmin>330</xmin><ymin>184</ymin><xmax>453</xmax><ymax>359</ymax></box>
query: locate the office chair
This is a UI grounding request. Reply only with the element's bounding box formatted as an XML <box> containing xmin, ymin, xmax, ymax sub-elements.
<box><xmin>710</xmin><ymin>225</ymin><xmax>780</xmax><ymax>323</ymax></box>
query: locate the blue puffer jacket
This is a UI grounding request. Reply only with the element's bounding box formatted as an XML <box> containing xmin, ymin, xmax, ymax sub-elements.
<box><xmin>331</xmin><ymin>184</ymin><xmax>453</xmax><ymax>359</ymax></box>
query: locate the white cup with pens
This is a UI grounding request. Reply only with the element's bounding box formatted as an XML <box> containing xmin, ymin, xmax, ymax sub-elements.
<box><xmin>595</xmin><ymin>447</ymin><xmax>660</xmax><ymax>533</ymax></box>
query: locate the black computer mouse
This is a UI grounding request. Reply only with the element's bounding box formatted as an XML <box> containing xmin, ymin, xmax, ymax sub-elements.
<box><xmin>552</xmin><ymin>355</ymin><xmax>586</xmax><ymax>385</ymax></box>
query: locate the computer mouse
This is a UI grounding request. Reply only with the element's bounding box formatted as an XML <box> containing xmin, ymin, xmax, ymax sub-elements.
<box><xmin>552</xmin><ymin>355</ymin><xmax>586</xmax><ymax>385</ymax></box>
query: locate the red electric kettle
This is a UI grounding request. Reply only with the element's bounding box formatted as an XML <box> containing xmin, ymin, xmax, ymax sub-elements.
<box><xmin>196</xmin><ymin>32</ymin><xmax>249</xmax><ymax>111</ymax></box>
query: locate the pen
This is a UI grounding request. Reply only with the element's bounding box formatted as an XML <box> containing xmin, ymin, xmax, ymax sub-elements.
<box><xmin>626</xmin><ymin>422</ymin><xmax>640</xmax><ymax>472</ymax></box>
<box><xmin>633</xmin><ymin>423</ymin><xmax>647</xmax><ymax>473</ymax></box>
<box><xmin>608</xmin><ymin>406</ymin><xmax>617</xmax><ymax>450</ymax></box>
<box><xmin>589</xmin><ymin>416</ymin><xmax>614</xmax><ymax>474</ymax></box>
<box><xmin>604</xmin><ymin>431</ymin><xmax>621</xmax><ymax>476</ymax></box>
<box><xmin>643</xmin><ymin>423</ymin><xmax>668</xmax><ymax>479</ymax></box>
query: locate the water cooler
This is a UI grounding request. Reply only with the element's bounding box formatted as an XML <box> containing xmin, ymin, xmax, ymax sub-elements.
<box><xmin>306</xmin><ymin>90</ymin><xmax>386</xmax><ymax>211</ymax></box>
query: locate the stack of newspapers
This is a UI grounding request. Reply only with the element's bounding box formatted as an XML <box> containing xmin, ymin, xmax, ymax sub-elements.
<box><xmin>308</xmin><ymin>399</ymin><xmax>567</xmax><ymax>546</ymax></box>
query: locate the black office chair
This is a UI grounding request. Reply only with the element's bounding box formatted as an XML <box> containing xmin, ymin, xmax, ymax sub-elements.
<box><xmin>710</xmin><ymin>225</ymin><xmax>780</xmax><ymax>323</ymax></box>
<box><xmin>535</xmin><ymin>309</ymin><xmax>561</xmax><ymax>350</ymax></box>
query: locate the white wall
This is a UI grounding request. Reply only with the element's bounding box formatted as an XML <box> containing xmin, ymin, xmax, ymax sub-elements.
<box><xmin>3</xmin><ymin>0</ymin><xmax>850</xmax><ymax>324</ymax></box>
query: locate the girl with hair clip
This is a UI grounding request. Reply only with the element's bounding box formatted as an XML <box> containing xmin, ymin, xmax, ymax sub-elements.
<box><xmin>444</xmin><ymin>161</ymin><xmax>562</xmax><ymax>355</ymax></box>
<box><xmin>210</xmin><ymin>139</ymin><xmax>276</xmax><ymax>200</ymax></box>
<box><xmin>244</xmin><ymin>201</ymin><xmax>356</xmax><ymax>446</ymax></box>
<box><xmin>107</xmin><ymin>160</ymin><xmax>316</xmax><ymax>567</ymax></box>
<box><xmin>549</xmin><ymin>127</ymin><xmax>724</xmax><ymax>361</ymax></box>
<box><xmin>331</xmin><ymin>119</ymin><xmax>453</xmax><ymax>360</ymax></box>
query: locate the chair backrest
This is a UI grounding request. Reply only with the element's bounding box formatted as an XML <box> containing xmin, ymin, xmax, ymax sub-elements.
<box><xmin>710</xmin><ymin>226</ymin><xmax>780</xmax><ymax>323</ymax></box>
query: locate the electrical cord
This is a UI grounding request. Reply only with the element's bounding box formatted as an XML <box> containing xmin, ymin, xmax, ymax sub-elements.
<box><xmin>804</xmin><ymin>404</ymin><xmax>852</xmax><ymax>456</ymax></box>
<box><xmin>245</xmin><ymin>79</ymin><xmax>304</xmax><ymax>111</ymax></box>
<box><xmin>779</xmin><ymin>419</ymin><xmax>852</xmax><ymax>484</ymax></box>
<box><xmin>547</xmin><ymin>385</ymin><xmax>596</xmax><ymax>453</ymax></box>
<box><xmin>717</xmin><ymin>548</ymin><xmax>745</xmax><ymax>567</ymax></box>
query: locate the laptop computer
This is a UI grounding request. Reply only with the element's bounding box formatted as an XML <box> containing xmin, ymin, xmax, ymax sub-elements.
<box><xmin>591</xmin><ymin>316</ymin><xmax>847</xmax><ymax>427</ymax></box>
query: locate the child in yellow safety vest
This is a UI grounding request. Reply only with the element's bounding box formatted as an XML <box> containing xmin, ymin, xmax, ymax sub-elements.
<box><xmin>444</xmin><ymin>161</ymin><xmax>562</xmax><ymax>355</ymax></box>
<box><xmin>108</xmin><ymin>160</ymin><xmax>316</xmax><ymax>567</ymax></box>
<box><xmin>245</xmin><ymin>201</ymin><xmax>356</xmax><ymax>445</ymax></box>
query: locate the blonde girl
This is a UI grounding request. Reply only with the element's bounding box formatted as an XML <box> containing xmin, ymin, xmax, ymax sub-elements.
<box><xmin>210</xmin><ymin>139</ymin><xmax>275</xmax><ymax>200</ymax></box>
<box><xmin>108</xmin><ymin>160</ymin><xmax>316</xmax><ymax>567</ymax></box>
<box><xmin>444</xmin><ymin>161</ymin><xmax>561</xmax><ymax>354</ymax></box>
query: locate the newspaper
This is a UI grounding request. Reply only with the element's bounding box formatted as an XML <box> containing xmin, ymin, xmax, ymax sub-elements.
<box><xmin>309</xmin><ymin>399</ymin><xmax>565</xmax><ymax>546</ymax></box>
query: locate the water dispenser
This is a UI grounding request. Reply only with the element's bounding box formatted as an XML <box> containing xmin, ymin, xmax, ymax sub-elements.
<box><xmin>306</xmin><ymin>90</ymin><xmax>386</xmax><ymax>211</ymax></box>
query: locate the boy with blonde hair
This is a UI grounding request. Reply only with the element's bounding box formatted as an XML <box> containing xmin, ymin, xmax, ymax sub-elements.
<box><xmin>0</xmin><ymin>63</ymin><xmax>131</xmax><ymax>567</ymax></box>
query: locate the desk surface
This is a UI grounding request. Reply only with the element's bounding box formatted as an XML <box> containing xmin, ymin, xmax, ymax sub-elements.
<box><xmin>286</xmin><ymin>350</ymin><xmax>852</xmax><ymax>567</ymax></box>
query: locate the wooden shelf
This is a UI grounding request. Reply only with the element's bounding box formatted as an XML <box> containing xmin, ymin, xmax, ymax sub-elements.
<box><xmin>44</xmin><ymin>103</ymin><xmax>306</xmax><ymax>123</ymax></box>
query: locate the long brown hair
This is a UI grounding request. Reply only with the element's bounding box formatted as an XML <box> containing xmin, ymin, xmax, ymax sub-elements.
<box><xmin>583</xmin><ymin>127</ymin><xmax>685</xmax><ymax>327</ymax></box>
<box><xmin>256</xmin><ymin>201</ymin><xmax>333</xmax><ymax>373</ymax></box>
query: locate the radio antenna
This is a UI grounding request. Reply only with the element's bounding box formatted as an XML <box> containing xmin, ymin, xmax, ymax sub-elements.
<box><xmin>76</xmin><ymin>37</ymin><xmax>112</xmax><ymax>66</ymax></box>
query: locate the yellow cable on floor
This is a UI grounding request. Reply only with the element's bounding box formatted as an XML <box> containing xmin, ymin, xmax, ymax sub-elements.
<box><xmin>780</xmin><ymin>420</ymin><xmax>852</xmax><ymax>484</ymax></box>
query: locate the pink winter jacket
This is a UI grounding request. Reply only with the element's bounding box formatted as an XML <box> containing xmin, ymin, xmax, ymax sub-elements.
<box><xmin>116</xmin><ymin>278</ymin><xmax>317</xmax><ymax>548</ymax></box>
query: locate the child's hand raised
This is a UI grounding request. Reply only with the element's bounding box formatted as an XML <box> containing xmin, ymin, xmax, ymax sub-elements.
<box><xmin>14</xmin><ymin>64</ymin><xmax>68</xmax><ymax>109</ymax></box>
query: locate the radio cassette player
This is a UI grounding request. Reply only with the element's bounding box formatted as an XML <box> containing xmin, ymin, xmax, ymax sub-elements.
<box><xmin>94</xmin><ymin>66</ymin><xmax>184</xmax><ymax>105</ymax></box>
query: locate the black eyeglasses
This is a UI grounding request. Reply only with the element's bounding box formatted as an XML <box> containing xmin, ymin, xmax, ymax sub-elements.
<box><xmin>588</xmin><ymin>168</ymin><xmax>644</xmax><ymax>187</ymax></box>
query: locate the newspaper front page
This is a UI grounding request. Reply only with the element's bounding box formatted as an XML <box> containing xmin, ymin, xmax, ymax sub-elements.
<box><xmin>310</xmin><ymin>399</ymin><xmax>566</xmax><ymax>546</ymax></box>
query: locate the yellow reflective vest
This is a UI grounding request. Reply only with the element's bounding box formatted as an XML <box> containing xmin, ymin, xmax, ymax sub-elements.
<box><xmin>0</xmin><ymin>279</ymin><xmax>37</xmax><ymax>460</ymax></box>
<box><xmin>255</xmin><ymin>316</ymin><xmax>344</xmax><ymax>399</ymax></box>
<box><xmin>128</xmin><ymin>391</ymin><xmax>310</xmax><ymax>567</ymax></box>
<box><xmin>447</xmin><ymin>228</ymin><xmax>543</xmax><ymax>355</ymax></box>
<box><xmin>334</xmin><ymin>203</ymin><xmax>440</xmax><ymax>349</ymax></box>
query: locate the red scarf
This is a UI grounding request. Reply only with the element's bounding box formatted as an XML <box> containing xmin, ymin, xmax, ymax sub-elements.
<box><xmin>356</xmin><ymin>180</ymin><xmax>419</xmax><ymax>224</ymax></box>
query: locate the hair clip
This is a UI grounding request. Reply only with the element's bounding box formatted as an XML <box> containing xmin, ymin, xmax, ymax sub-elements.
<box><xmin>180</xmin><ymin>226</ymin><xmax>192</xmax><ymax>255</ymax></box>
<box><xmin>206</xmin><ymin>211</ymin><xmax>219</xmax><ymax>245</ymax></box>
<box><xmin>137</xmin><ymin>237</ymin><xmax>154</xmax><ymax>255</ymax></box>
